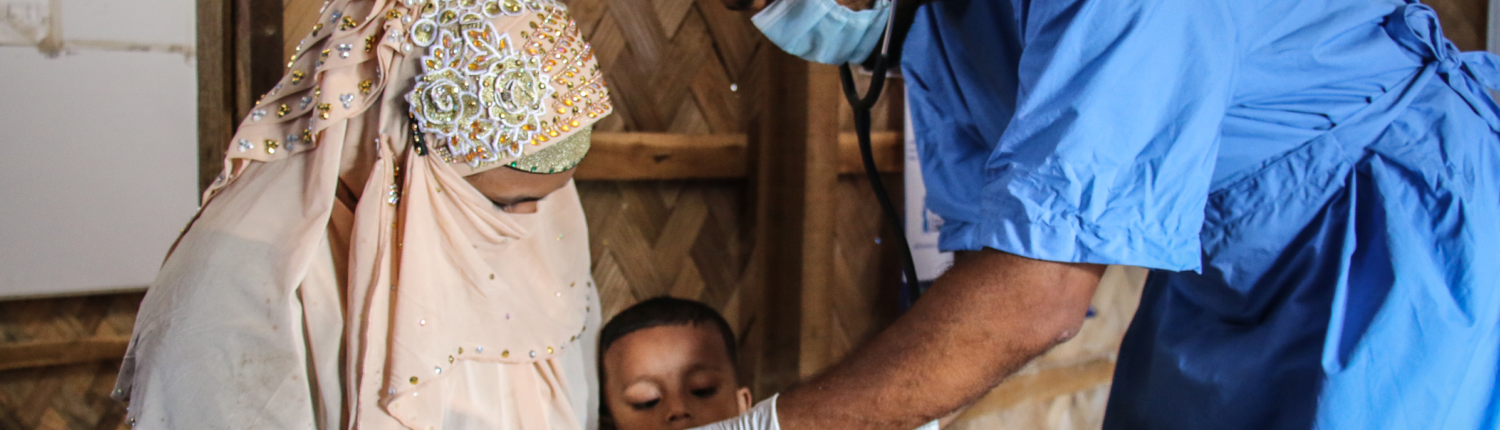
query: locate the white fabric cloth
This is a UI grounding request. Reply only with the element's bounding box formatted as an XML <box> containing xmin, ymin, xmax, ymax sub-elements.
<box><xmin>687</xmin><ymin>394</ymin><xmax>942</xmax><ymax>430</ymax></box>
<box><xmin>689</xmin><ymin>395</ymin><xmax>782</xmax><ymax>430</ymax></box>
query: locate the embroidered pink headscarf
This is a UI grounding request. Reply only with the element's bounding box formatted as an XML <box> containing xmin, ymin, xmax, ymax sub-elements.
<box><xmin>114</xmin><ymin>0</ymin><xmax>613</xmax><ymax>428</ymax></box>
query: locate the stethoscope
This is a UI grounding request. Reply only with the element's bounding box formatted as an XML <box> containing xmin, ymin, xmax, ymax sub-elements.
<box><xmin>838</xmin><ymin>0</ymin><xmax>922</xmax><ymax>306</ymax></box>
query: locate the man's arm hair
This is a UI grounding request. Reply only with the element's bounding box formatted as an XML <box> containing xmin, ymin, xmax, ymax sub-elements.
<box><xmin>777</xmin><ymin>249</ymin><xmax>1105</xmax><ymax>430</ymax></box>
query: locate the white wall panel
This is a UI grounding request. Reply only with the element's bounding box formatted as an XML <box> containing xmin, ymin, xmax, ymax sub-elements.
<box><xmin>0</xmin><ymin>0</ymin><xmax>196</xmax><ymax>298</ymax></box>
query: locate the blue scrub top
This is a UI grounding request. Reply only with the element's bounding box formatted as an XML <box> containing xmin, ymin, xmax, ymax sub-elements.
<box><xmin>902</xmin><ymin>0</ymin><xmax>1500</xmax><ymax>428</ymax></box>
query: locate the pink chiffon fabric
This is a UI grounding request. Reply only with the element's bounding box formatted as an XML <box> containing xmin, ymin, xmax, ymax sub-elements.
<box><xmin>114</xmin><ymin>0</ymin><xmax>610</xmax><ymax>428</ymax></box>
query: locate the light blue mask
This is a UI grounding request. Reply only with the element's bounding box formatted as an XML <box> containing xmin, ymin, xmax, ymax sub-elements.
<box><xmin>752</xmin><ymin>0</ymin><xmax>893</xmax><ymax>65</ymax></box>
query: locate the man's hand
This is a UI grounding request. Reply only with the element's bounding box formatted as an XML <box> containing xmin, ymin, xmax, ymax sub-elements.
<box><xmin>777</xmin><ymin>249</ymin><xmax>1105</xmax><ymax>430</ymax></box>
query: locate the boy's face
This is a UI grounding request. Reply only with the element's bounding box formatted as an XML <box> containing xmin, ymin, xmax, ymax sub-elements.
<box><xmin>603</xmin><ymin>324</ymin><xmax>752</xmax><ymax>430</ymax></box>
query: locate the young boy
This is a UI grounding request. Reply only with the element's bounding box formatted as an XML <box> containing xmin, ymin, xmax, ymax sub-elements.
<box><xmin>599</xmin><ymin>297</ymin><xmax>753</xmax><ymax>430</ymax></box>
<box><xmin>600</xmin><ymin>297</ymin><xmax>955</xmax><ymax>430</ymax></box>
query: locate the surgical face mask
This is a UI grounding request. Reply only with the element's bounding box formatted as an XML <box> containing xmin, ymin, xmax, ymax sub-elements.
<box><xmin>752</xmin><ymin>0</ymin><xmax>892</xmax><ymax>65</ymax></box>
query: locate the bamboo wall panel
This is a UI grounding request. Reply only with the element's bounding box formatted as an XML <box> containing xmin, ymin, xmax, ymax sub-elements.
<box><xmin>815</xmin><ymin>175</ymin><xmax>902</xmax><ymax>365</ymax></box>
<box><xmin>566</xmin><ymin>0</ymin><xmax>765</xmax><ymax>135</ymax></box>
<box><xmin>566</xmin><ymin>0</ymin><xmax>777</xmax><ymax>389</ymax></box>
<box><xmin>0</xmin><ymin>293</ymin><xmax>140</xmax><ymax>430</ymax></box>
<box><xmin>578</xmin><ymin>180</ymin><xmax>766</xmax><ymax>381</ymax></box>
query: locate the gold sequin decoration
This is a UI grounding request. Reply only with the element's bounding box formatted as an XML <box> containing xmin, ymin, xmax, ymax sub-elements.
<box><xmin>365</xmin><ymin>35</ymin><xmax>376</xmax><ymax>52</ymax></box>
<box><xmin>508</xmin><ymin>126</ymin><xmax>590</xmax><ymax>173</ymax></box>
<box><xmin>411</xmin><ymin>20</ymin><xmax>438</xmax><ymax>46</ymax></box>
<box><xmin>359</xmin><ymin>80</ymin><xmax>374</xmax><ymax>95</ymax></box>
<box><xmin>316</xmin><ymin>103</ymin><xmax>332</xmax><ymax>120</ymax></box>
<box><xmin>501</xmin><ymin>350</ymin><xmax>510</xmax><ymax>358</ymax></box>
<box><xmin>340</xmin><ymin>16</ymin><xmax>358</xmax><ymax>31</ymax></box>
<box><xmin>407</xmin><ymin>0</ymin><xmax>610</xmax><ymax>171</ymax></box>
<box><xmin>277</xmin><ymin>104</ymin><xmax>290</xmax><ymax>117</ymax></box>
<box><xmin>290</xmin><ymin>70</ymin><xmax>305</xmax><ymax>85</ymax></box>
<box><xmin>264</xmin><ymin>139</ymin><xmax>280</xmax><ymax>154</ymax></box>
<box><xmin>410</xmin><ymin>376</ymin><xmax>419</xmax><ymax>385</ymax></box>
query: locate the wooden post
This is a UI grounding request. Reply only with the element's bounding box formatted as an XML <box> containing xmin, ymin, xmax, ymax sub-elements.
<box><xmin>235</xmin><ymin>0</ymin><xmax>284</xmax><ymax>118</ymax></box>
<box><xmin>751</xmin><ymin>49</ymin><xmax>807</xmax><ymax>396</ymax></box>
<box><xmin>197</xmin><ymin>0</ymin><xmax>283</xmax><ymax>194</ymax></box>
<box><xmin>749</xmin><ymin>48</ymin><xmax>845</xmax><ymax>395</ymax></box>
<box><xmin>798</xmin><ymin>63</ymin><xmax>842</xmax><ymax>378</ymax></box>
<box><xmin>196</xmin><ymin>0</ymin><xmax>234</xmax><ymax>193</ymax></box>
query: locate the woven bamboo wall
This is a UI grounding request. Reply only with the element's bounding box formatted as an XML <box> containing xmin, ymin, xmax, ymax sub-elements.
<box><xmin>570</xmin><ymin>0</ymin><xmax>763</xmax><ymax>134</ymax></box>
<box><xmin>568</xmin><ymin>0</ymin><xmax>908</xmax><ymax>391</ymax></box>
<box><xmin>0</xmin><ymin>293</ymin><xmax>139</xmax><ymax>430</ymax></box>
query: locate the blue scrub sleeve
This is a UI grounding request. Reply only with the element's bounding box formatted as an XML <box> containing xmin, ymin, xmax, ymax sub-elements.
<box><xmin>955</xmin><ymin>0</ymin><xmax>1237</xmax><ymax>271</ymax></box>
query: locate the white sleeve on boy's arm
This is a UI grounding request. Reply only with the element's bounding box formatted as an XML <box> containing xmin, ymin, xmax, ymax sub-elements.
<box><xmin>687</xmin><ymin>394</ymin><xmax>942</xmax><ymax>430</ymax></box>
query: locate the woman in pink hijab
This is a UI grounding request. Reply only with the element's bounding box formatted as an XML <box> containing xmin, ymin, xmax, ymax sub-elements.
<box><xmin>113</xmin><ymin>0</ymin><xmax>613</xmax><ymax>428</ymax></box>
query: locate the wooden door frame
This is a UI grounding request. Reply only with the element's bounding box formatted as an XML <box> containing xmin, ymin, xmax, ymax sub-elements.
<box><xmin>196</xmin><ymin>0</ymin><xmax>283</xmax><ymax>193</ymax></box>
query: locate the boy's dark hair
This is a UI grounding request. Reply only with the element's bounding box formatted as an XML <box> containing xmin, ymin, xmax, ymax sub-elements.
<box><xmin>598</xmin><ymin>296</ymin><xmax>738</xmax><ymax>366</ymax></box>
<box><xmin>597</xmin><ymin>297</ymin><xmax>739</xmax><ymax>429</ymax></box>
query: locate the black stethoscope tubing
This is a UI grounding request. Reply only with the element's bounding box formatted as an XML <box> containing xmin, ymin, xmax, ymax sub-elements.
<box><xmin>839</xmin><ymin>0</ymin><xmax>923</xmax><ymax>306</ymax></box>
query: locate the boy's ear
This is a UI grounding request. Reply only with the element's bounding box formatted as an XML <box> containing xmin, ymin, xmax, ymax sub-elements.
<box><xmin>736</xmin><ymin>387</ymin><xmax>753</xmax><ymax>414</ymax></box>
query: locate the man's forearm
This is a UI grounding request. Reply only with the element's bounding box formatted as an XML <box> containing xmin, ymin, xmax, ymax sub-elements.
<box><xmin>777</xmin><ymin>250</ymin><xmax>1105</xmax><ymax>430</ymax></box>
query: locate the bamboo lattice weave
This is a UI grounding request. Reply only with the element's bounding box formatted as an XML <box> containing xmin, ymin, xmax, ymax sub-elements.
<box><xmin>0</xmin><ymin>293</ymin><xmax>141</xmax><ymax>430</ymax></box>
<box><xmin>566</xmin><ymin>0</ymin><xmax>767</xmax><ymax>134</ymax></box>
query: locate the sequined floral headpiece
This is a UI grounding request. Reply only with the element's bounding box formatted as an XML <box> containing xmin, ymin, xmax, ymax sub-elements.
<box><xmin>405</xmin><ymin>0</ymin><xmax>611</xmax><ymax>175</ymax></box>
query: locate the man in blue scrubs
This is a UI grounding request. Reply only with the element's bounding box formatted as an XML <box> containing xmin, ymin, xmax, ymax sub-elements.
<box><xmin>698</xmin><ymin>0</ymin><xmax>1500</xmax><ymax>429</ymax></box>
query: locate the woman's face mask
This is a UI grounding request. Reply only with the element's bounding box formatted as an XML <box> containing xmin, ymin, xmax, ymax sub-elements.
<box><xmin>750</xmin><ymin>0</ymin><xmax>892</xmax><ymax>65</ymax></box>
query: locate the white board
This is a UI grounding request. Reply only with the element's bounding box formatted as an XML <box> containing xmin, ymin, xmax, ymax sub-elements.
<box><xmin>0</xmin><ymin>0</ymin><xmax>198</xmax><ymax>299</ymax></box>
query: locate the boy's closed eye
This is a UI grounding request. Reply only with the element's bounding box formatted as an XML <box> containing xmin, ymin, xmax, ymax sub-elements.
<box><xmin>604</xmin><ymin>324</ymin><xmax>752</xmax><ymax>430</ymax></box>
<box><xmin>632</xmin><ymin>399</ymin><xmax>661</xmax><ymax>411</ymax></box>
<box><xmin>690</xmin><ymin>387</ymin><xmax>719</xmax><ymax>398</ymax></box>
<box><xmin>624</xmin><ymin>383</ymin><xmax>666</xmax><ymax>410</ymax></box>
<box><xmin>624</xmin><ymin>384</ymin><xmax>663</xmax><ymax>410</ymax></box>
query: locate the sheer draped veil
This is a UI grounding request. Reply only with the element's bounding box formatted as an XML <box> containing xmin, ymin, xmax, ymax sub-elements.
<box><xmin>114</xmin><ymin>0</ymin><xmax>613</xmax><ymax>428</ymax></box>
